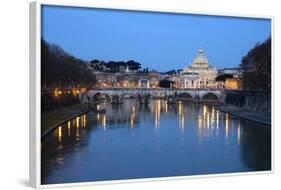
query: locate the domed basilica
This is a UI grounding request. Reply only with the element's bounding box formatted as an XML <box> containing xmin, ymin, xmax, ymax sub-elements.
<box><xmin>178</xmin><ymin>48</ymin><xmax>217</xmax><ymax>88</ymax></box>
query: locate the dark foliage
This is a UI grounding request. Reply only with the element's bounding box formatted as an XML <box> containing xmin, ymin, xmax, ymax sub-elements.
<box><xmin>41</xmin><ymin>91</ymin><xmax>79</xmax><ymax>113</ymax></box>
<box><xmin>215</xmin><ymin>74</ymin><xmax>234</xmax><ymax>81</ymax></box>
<box><xmin>90</xmin><ymin>59</ymin><xmax>141</xmax><ymax>72</ymax></box>
<box><xmin>240</xmin><ymin>37</ymin><xmax>271</xmax><ymax>90</ymax></box>
<box><xmin>159</xmin><ymin>79</ymin><xmax>174</xmax><ymax>88</ymax></box>
<box><xmin>126</xmin><ymin>60</ymin><xmax>141</xmax><ymax>70</ymax></box>
<box><xmin>41</xmin><ymin>38</ymin><xmax>96</xmax><ymax>88</ymax></box>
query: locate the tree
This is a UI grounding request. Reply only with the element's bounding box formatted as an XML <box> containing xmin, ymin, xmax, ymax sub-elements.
<box><xmin>41</xmin><ymin>38</ymin><xmax>96</xmax><ymax>88</ymax></box>
<box><xmin>159</xmin><ymin>79</ymin><xmax>174</xmax><ymax>88</ymax></box>
<box><xmin>126</xmin><ymin>60</ymin><xmax>141</xmax><ymax>71</ymax></box>
<box><xmin>240</xmin><ymin>37</ymin><xmax>271</xmax><ymax>90</ymax></box>
<box><xmin>215</xmin><ymin>74</ymin><xmax>233</xmax><ymax>82</ymax></box>
<box><xmin>90</xmin><ymin>59</ymin><xmax>99</xmax><ymax>64</ymax></box>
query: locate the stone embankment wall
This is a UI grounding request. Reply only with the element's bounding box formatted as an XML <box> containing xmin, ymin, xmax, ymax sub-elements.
<box><xmin>224</xmin><ymin>90</ymin><xmax>271</xmax><ymax>113</ymax></box>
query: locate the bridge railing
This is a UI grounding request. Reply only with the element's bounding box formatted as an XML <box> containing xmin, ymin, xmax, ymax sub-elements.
<box><xmin>88</xmin><ymin>87</ymin><xmax>223</xmax><ymax>91</ymax></box>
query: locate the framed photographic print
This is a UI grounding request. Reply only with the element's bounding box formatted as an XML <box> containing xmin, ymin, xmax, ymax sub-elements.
<box><xmin>29</xmin><ymin>1</ymin><xmax>273</xmax><ymax>188</ymax></box>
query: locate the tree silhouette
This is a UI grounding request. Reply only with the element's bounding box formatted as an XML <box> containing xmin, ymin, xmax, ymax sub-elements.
<box><xmin>215</xmin><ymin>74</ymin><xmax>234</xmax><ymax>82</ymax></box>
<box><xmin>41</xmin><ymin>38</ymin><xmax>96</xmax><ymax>88</ymax></box>
<box><xmin>240</xmin><ymin>37</ymin><xmax>271</xmax><ymax>90</ymax></box>
<box><xmin>159</xmin><ymin>79</ymin><xmax>174</xmax><ymax>88</ymax></box>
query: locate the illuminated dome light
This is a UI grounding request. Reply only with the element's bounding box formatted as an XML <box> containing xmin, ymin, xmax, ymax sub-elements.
<box><xmin>192</xmin><ymin>48</ymin><xmax>209</xmax><ymax>68</ymax></box>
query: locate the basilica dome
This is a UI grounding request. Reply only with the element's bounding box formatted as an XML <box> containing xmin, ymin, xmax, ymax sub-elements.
<box><xmin>179</xmin><ymin>48</ymin><xmax>217</xmax><ymax>88</ymax></box>
<box><xmin>192</xmin><ymin>48</ymin><xmax>209</xmax><ymax>68</ymax></box>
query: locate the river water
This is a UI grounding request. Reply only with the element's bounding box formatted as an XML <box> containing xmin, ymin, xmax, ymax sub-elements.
<box><xmin>41</xmin><ymin>99</ymin><xmax>271</xmax><ymax>185</ymax></box>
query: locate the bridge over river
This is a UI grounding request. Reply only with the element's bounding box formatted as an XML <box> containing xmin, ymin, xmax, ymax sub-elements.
<box><xmin>81</xmin><ymin>88</ymin><xmax>225</xmax><ymax>104</ymax></box>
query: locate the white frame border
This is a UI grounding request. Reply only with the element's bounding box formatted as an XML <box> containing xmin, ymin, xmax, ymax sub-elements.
<box><xmin>29</xmin><ymin>0</ymin><xmax>274</xmax><ymax>189</ymax></box>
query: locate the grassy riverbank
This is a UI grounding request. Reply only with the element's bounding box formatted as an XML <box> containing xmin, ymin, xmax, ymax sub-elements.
<box><xmin>41</xmin><ymin>104</ymin><xmax>83</xmax><ymax>135</ymax></box>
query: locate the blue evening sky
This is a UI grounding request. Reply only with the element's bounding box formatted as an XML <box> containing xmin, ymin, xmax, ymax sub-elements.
<box><xmin>42</xmin><ymin>5</ymin><xmax>271</xmax><ymax>71</ymax></box>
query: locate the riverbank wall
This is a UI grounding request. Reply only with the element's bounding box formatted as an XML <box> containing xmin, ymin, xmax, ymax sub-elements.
<box><xmin>41</xmin><ymin>109</ymin><xmax>91</xmax><ymax>141</ymax></box>
<box><xmin>224</xmin><ymin>90</ymin><xmax>271</xmax><ymax>114</ymax></box>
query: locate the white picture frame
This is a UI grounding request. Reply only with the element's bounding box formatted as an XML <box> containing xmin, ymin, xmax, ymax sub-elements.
<box><xmin>29</xmin><ymin>1</ymin><xmax>274</xmax><ymax>189</ymax></box>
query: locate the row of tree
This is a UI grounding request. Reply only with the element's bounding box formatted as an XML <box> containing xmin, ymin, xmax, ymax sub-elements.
<box><xmin>240</xmin><ymin>37</ymin><xmax>271</xmax><ymax>91</ymax></box>
<box><xmin>90</xmin><ymin>59</ymin><xmax>142</xmax><ymax>72</ymax></box>
<box><xmin>41</xmin><ymin>38</ymin><xmax>96</xmax><ymax>88</ymax></box>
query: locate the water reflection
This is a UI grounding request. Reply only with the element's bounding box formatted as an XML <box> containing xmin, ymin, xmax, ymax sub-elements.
<box><xmin>41</xmin><ymin>99</ymin><xmax>271</xmax><ymax>185</ymax></box>
<box><xmin>216</xmin><ymin>110</ymin><xmax>219</xmax><ymax>129</ymax></box>
<box><xmin>238</xmin><ymin>121</ymin><xmax>241</xmax><ymax>145</ymax></box>
<box><xmin>83</xmin><ymin>114</ymin><xmax>86</xmax><ymax>128</ymax></box>
<box><xmin>58</xmin><ymin>126</ymin><xmax>62</xmax><ymax>143</ymax></box>
<box><xmin>130</xmin><ymin>106</ymin><xmax>135</xmax><ymax>128</ymax></box>
<box><xmin>198</xmin><ymin>115</ymin><xmax>202</xmax><ymax>129</ymax></box>
<box><xmin>178</xmin><ymin>101</ymin><xmax>185</xmax><ymax>131</ymax></box>
<box><xmin>154</xmin><ymin>100</ymin><xmax>161</xmax><ymax>128</ymax></box>
<box><xmin>76</xmin><ymin>117</ymin><xmax>80</xmax><ymax>128</ymax></box>
<box><xmin>67</xmin><ymin>121</ymin><xmax>71</xmax><ymax>136</ymax></box>
<box><xmin>102</xmin><ymin>114</ymin><xmax>106</xmax><ymax>129</ymax></box>
<box><xmin>226</xmin><ymin>113</ymin><xmax>229</xmax><ymax>140</ymax></box>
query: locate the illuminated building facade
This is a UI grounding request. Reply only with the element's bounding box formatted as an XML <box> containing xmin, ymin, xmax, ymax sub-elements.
<box><xmin>95</xmin><ymin>72</ymin><xmax>160</xmax><ymax>88</ymax></box>
<box><xmin>217</xmin><ymin>67</ymin><xmax>242</xmax><ymax>89</ymax></box>
<box><xmin>94</xmin><ymin>49</ymin><xmax>223</xmax><ymax>89</ymax></box>
<box><xmin>179</xmin><ymin>48</ymin><xmax>217</xmax><ymax>88</ymax></box>
<box><xmin>224</xmin><ymin>78</ymin><xmax>242</xmax><ymax>89</ymax></box>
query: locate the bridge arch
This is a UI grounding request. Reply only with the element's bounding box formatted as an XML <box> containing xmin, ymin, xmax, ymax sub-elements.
<box><xmin>81</xmin><ymin>89</ymin><xmax>224</xmax><ymax>104</ymax></box>
<box><xmin>201</xmin><ymin>92</ymin><xmax>219</xmax><ymax>103</ymax></box>
<box><xmin>90</xmin><ymin>92</ymin><xmax>112</xmax><ymax>103</ymax></box>
<box><xmin>119</xmin><ymin>92</ymin><xmax>140</xmax><ymax>101</ymax></box>
<box><xmin>177</xmin><ymin>92</ymin><xmax>194</xmax><ymax>101</ymax></box>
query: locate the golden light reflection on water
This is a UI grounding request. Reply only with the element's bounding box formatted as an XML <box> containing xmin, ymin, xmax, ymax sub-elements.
<box><xmin>130</xmin><ymin>106</ymin><xmax>135</xmax><ymax>128</ymax></box>
<box><xmin>198</xmin><ymin>115</ymin><xmax>202</xmax><ymax>129</ymax></box>
<box><xmin>67</xmin><ymin>121</ymin><xmax>71</xmax><ymax>136</ymax></box>
<box><xmin>52</xmin><ymin>101</ymin><xmax>247</xmax><ymax>159</ymax></box>
<box><xmin>197</xmin><ymin>105</ymin><xmax>226</xmax><ymax>139</ymax></box>
<box><xmin>203</xmin><ymin>105</ymin><xmax>207</xmax><ymax>115</ymax></box>
<box><xmin>58</xmin><ymin>126</ymin><xmax>62</xmax><ymax>142</ymax></box>
<box><xmin>178</xmin><ymin>101</ymin><xmax>182</xmax><ymax>115</ymax></box>
<box><xmin>76</xmin><ymin>123</ymin><xmax>80</xmax><ymax>140</ymax></box>
<box><xmin>102</xmin><ymin>114</ymin><xmax>106</xmax><ymax>129</ymax></box>
<box><xmin>203</xmin><ymin>105</ymin><xmax>207</xmax><ymax>128</ymax></box>
<box><xmin>180</xmin><ymin>113</ymin><xmax>185</xmax><ymax>131</ymax></box>
<box><xmin>225</xmin><ymin>113</ymin><xmax>229</xmax><ymax>140</ymax></box>
<box><xmin>157</xmin><ymin>100</ymin><xmax>161</xmax><ymax>114</ymax></box>
<box><xmin>207</xmin><ymin>112</ymin><xmax>210</xmax><ymax>129</ymax></box>
<box><xmin>76</xmin><ymin>117</ymin><xmax>80</xmax><ymax>128</ymax></box>
<box><xmin>90</xmin><ymin>101</ymin><xmax>242</xmax><ymax>146</ymax></box>
<box><xmin>83</xmin><ymin>114</ymin><xmax>86</xmax><ymax>128</ymax></box>
<box><xmin>211</xmin><ymin>108</ymin><xmax>215</xmax><ymax>128</ymax></box>
<box><xmin>154</xmin><ymin>100</ymin><xmax>161</xmax><ymax>127</ymax></box>
<box><xmin>175</xmin><ymin>101</ymin><xmax>185</xmax><ymax>131</ymax></box>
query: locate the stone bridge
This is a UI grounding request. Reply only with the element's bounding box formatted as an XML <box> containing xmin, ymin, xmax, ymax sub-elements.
<box><xmin>80</xmin><ymin>88</ymin><xmax>225</xmax><ymax>104</ymax></box>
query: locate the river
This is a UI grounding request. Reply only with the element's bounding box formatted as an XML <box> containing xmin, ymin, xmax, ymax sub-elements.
<box><xmin>41</xmin><ymin>99</ymin><xmax>271</xmax><ymax>185</ymax></box>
